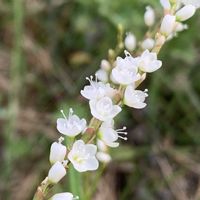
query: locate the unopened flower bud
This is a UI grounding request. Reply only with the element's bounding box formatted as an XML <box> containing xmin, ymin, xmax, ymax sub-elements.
<box><xmin>160</xmin><ymin>14</ymin><xmax>176</xmax><ymax>36</ymax></box>
<box><xmin>176</xmin><ymin>5</ymin><xmax>196</xmax><ymax>21</ymax></box>
<box><xmin>141</xmin><ymin>38</ymin><xmax>155</xmax><ymax>50</ymax></box>
<box><xmin>144</xmin><ymin>6</ymin><xmax>155</xmax><ymax>27</ymax></box>
<box><xmin>175</xmin><ymin>22</ymin><xmax>188</xmax><ymax>32</ymax></box>
<box><xmin>49</xmin><ymin>141</ymin><xmax>67</xmax><ymax>164</ymax></box>
<box><xmin>124</xmin><ymin>33</ymin><xmax>136</xmax><ymax>51</ymax></box>
<box><xmin>48</xmin><ymin>161</ymin><xmax>66</xmax><ymax>183</ymax></box>
<box><xmin>160</xmin><ymin>0</ymin><xmax>171</xmax><ymax>10</ymax></box>
<box><xmin>51</xmin><ymin>192</ymin><xmax>79</xmax><ymax>200</ymax></box>
<box><xmin>96</xmin><ymin>152</ymin><xmax>111</xmax><ymax>163</ymax></box>
<box><xmin>100</xmin><ymin>59</ymin><xmax>111</xmax><ymax>71</ymax></box>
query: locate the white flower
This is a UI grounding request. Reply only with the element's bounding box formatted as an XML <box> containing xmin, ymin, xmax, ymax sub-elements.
<box><xmin>49</xmin><ymin>137</ymin><xmax>67</xmax><ymax>164</ymax></box>
<box><xmin>176</xmin><ymin>5</ymin><xmax>196</xmax><ymax>21</ymax></box>
<box><xmin>160</xmin><ymin>14</ymin><xmax>176</xmax><ymax>36</ymax></box>
<box><xmin>95</xmin><ymin>69</ymin><xmax>108</xmax><ymax>82</ymax></box>
<box><xmin>48</xmin><ymin>161</ymin><xmax>66</xmax><ymax>183</ymax></box>
<box><xmin>160</xmin><ymin>0</ymin><xmax>171</xmax><ymax>10</ymax></box>
<box><xmin>144</xmin><ymin>6</ymin><xmax>155</xmax><ymax>27</ymax></box>
<box><xmin>111</xmin><ymin>52</ymin><xmax>140</xmax><ymax>85</ymax></box>
<box><xmin>98</xmin><ymin>121</ymin><xmax>127</xmax><ymax>148</ymax></box>
<box><xmin>141</xmin><ymin>38</ymin><xmax>155</xmax><ymax>50</ymax></box>
<box><xmin>89</xmin><ymin>97</ymin><xmax>121</xmax><ymax>121</ymax></box>
<box><xmin>100</xmin><ymin>59</ymin><xmax>111</xmax><ymax>71</ymax></box>
<box><xmin>96</xmin><ymin>152</ymin><xmax>111</xmax><ymax>163</ymax></box>
<box><xmin>68</xmin><ymin>140</ymin><xmax>99</xmax><ymax>172</ymax></box>
<box><xmin>181</xmin><ymin>0</ymin><xmax>200</xmax><ymax>8</ymax></box>
<box><xmin>51</xmin><ymin>192</ymin><xmax>79</xmax><ymax>200</ymax></box>
<box><xmin>57</xmin><ymin>109</ymin><xmax>86</xmax><ymax>137</ymax></box>
<box><xmin>81</xmin><ymin>76</ymin><xmax>116</xmax><ymax>100</ymax></box>
<box><xmin>135</xmin><ymin>50</ymin><xmax>162</xmax><ymax>73</ymax></box>
<box><xmin>124</xmin><ymin>32</ymin><xmax>137</xmax><ymax>51</ymax></box>
<box><xmin>124</xmin><ymin>85</ymin><xmax>148</xmax><ymax>109</ymax></box>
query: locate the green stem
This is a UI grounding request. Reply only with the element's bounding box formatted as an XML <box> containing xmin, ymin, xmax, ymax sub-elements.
<box><xmin>4</xmin><ymin>0</ymin><xmax>24</xmax><ymax>198</ymax></box>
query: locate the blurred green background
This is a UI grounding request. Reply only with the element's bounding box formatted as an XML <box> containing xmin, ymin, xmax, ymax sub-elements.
<box><xmin>0</xmin><ymin>0</ymin><xmax>200</xmax><ymax>199</ymax></box>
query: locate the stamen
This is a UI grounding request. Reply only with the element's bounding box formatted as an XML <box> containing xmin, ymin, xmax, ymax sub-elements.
<box><xmin>58</xmin><ymin>136</ymin><xmax>64</xmax><ymax>144</ymax></box>
<box><xmin>118</xmin><ymin>135</ymin><xmax>128</xmax><ymax>140</ymax></box>
<box><xmin>60</xmin><ymin>110</ymin><xmax>67</xmax><ymax>119</ymax></box>
<box><xmin>116</xmin><ymin>126</ymin><xmax>127</xmax><ymax>131</ymax></box>
<box><xmin>86</xmin><ymin>75</ymin><xmax>95</xmax><ymax>85</ymax></box>
<box><xmin>118</xmin><ymin>132</ymin><xmax>128</xmax><ymax>135</ymax></box>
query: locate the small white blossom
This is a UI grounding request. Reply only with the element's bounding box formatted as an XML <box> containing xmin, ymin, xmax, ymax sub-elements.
<box><xmin>176</xmin><ymin>5</ymin><xmax>196</xmax><ymax>21</ymax></box>
<box><xmin>48</xmin><ymin>161</ymin><xmax>66</xmax><ymax>183</ymax></box>
<box><xmin>141</xmin><ymin>38</ymin><xmax>155</xmax><ymax>50</ymax></box>
<box><xmin>111</xmin><ymin>52</ymin><xmax>140</xmax><ymax>85</ymax></box>
<box><xmin>124</xmin><ymin>85</ymin><xmax>148</xmax><ymax>109</ymax></box>
<box><xmin>49</xmin><ymin>137</ymin><xmax>67</xmax><ymax>164</ymax></box>
<box><xmin>124</xmin><ymin>32</ymin><xmax>137</xmax><ymax>51</ymax></box>
<box><xmin>96</xmin><ymin>152</ymin><xmax>111</xmax><ymax>163</ymax></box>
<box><xmin>57</xmin><ymin>109</ymin><xmax>86</xmax><ymax>137</ymax></box>
<box><xmin>89</xmin><ymin>97</ymin><xmax>121</xmax><ymax>121</ymax></box>
<box><xmin>98</xmin><ymin>121</ymin><xmax>127</xmax><ymax>148</ymax></box>
<box><xmin>68</xmin><ymin>140</ymin><xmax>99</xmax><ymax>172</ymax></box>
<box><xmin>144</xmin><ymin>6</ymin><xmax>155</xmax><ymax>27</ymax></box>
<box><xmin>95</xmin><ymin>69</ymin><xmax>108</xmax><ymax>82</ymax></box>
<box><xmin>160</xmin><ymin>0</ymin><xmax>171</xmax><ymax>10</ymax></box>
<box><xmin>51</xmin><ymin>192</ymin><xmax>79</xmax><ymax>200</ymax></box>
<box><xmin>135</xmin><ymin>50</ymin><xmax>162</xmax><ymax>73</ymax></box>
<box><xmin>81</xmin><ymin>76</ymin><xmax>116</xmax><ymax>100</ymax></box>
<box><xmin>160</xmin><ymin>14</ymin><xmax>176</xmax><ymax>36</ymax></box>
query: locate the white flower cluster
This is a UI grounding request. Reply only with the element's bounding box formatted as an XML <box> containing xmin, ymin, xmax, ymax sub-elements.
<box><xmin>123</xmin><ymin>1</ymin><xmax>198</xmax><ymax>54</ymax></box>
<box><xmin>42</xmin><ymin>1</ymin><xmax>199</xmax><ymax>199</ymax></box>
<box><xmin>160</xmin><ymin>0</ymin><xmax>197</xmax><ymax>39</ymax></box>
